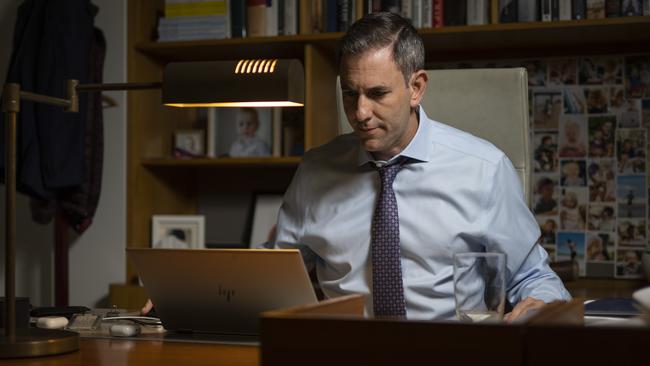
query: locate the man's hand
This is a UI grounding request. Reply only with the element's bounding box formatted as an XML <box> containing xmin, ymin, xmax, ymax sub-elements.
<box><xmin>141</xmin><ymin>299</ymin><xmax>154</xmax><ymax>316</ymax></box>
<box><xmin>503</xmin><ymin>297</ymin><xmax>546</xmax><ymax>322</ymax></box>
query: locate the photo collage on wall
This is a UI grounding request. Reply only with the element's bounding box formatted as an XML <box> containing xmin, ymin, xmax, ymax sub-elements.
<box><xmin>432</xmin><ymin>54</ymin><xmax>650</xmax><ymax>279</ymax></box>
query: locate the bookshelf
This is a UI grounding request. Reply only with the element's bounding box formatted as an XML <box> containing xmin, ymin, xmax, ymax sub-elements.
<box><xmin>122</xmin><ymin>0</ymin><xmax>650</xmax><ymax>287</ymax></box>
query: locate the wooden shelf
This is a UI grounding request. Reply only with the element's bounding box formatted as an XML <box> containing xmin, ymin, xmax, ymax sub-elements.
<box><xmin>142</xmin><ymin>156</ymin><xmax>302</xmax><ymax>168</ymax></box>
<box><xmin>136</xmin><ymin>17</ymin><xmax>650</xmax><ymax>63</ymax></box>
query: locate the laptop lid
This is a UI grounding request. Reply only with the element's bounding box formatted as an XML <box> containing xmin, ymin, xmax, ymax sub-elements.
<box><xmin>126</xmin><ymin>248</ymin><xmax>317</xmax><ymax>335</ymax></box>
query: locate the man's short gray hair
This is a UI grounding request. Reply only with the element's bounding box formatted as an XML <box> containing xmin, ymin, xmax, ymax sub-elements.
<box><xmin>337</xmin><ymin>12</ymin><xmax>425</xmax><ymax>85</ymax></box>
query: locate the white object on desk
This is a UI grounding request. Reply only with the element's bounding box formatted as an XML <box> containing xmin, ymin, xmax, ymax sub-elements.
<box><xmin>36</xmin><ymin>316</ymin><xmax>69</xmax><ymax>329</ymax></box>
<box><xmin>109</xmin><ymin>323</ymin><xmax>141</xmax><ymax>337</ymax></box>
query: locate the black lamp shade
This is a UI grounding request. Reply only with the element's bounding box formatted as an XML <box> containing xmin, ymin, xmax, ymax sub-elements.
<box><xmin>162</xmin><ymin>59</ymin><xmax>304</xmax><ymax>107</ymax></box>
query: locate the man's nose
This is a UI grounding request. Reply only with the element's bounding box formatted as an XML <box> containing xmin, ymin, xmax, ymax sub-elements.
<box><xmin>354</xmin><ymin>95</ymin><xmax>372</xmax><ymax>123</ymax></box>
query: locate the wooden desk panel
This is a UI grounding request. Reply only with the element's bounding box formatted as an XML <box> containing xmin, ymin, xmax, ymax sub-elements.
<box><xmin>2</xmin><ymin>339</ymin><xmax>259</xmax><ymax>366</ymax></box>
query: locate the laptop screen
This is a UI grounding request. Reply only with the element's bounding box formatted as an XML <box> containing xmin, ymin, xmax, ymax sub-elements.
<box><xmin>127</xmin><ymin>248</ymin><xmax>317</xmax><ymax>335</ymax></box>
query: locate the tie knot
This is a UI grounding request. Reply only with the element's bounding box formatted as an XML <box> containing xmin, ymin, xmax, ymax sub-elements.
<box><xmin>376</xmin><ymin>159</ymin><xmax>405</xmax><ymax>185</ymax></box>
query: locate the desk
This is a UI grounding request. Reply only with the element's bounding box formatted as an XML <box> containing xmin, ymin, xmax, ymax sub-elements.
<box><xmin>2</xmin><ymin>338</ymin><xmax>259</xmax><ymax>366</ymax></box>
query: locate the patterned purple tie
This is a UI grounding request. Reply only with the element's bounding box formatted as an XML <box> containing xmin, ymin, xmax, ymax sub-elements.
<box><xmin>371</xmin><ymin>159</ymin><xmax>407</xmax><ymax>318</ymax></box>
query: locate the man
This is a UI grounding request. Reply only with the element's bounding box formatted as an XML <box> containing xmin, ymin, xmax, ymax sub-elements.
<box><xmin>143</xmin><ymin>12</ymin><xmax>570</xmax><ymax>320</ymax></box>
<box><xmin>272</xmin><ymin>12</ymin><xmax>570</xmax><ymax>321</ymax></box>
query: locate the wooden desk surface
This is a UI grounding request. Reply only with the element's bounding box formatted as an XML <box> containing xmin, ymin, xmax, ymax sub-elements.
<box><xmin>2</xmin><ymin>338</ymin><xmax>259</xmax><ymax>366</ymax></box>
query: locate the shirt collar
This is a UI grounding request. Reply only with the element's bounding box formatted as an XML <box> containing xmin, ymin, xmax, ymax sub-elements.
<box><xmin>356</xmin><ymin>106</ymin><xmax>434</xmax><ymax>166</ymax></box>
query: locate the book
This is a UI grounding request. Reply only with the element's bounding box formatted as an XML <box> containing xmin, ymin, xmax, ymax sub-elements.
<box><xmin>584</xmin><ymin>298</ymin><xmax>641</xmax><ymax>318</ymax></box>
<box><xmin>165</xmin><ymin>0</ymin><xmax>228</xmax><ymax>17</ymax></box>
<box><xmin>422</xmin><ymin>0</ymin><xmax>433</xmax><ymax>27</ymax></box>
<box><xmin>433</xmin><ymin>0</ymin><xmax>444</xmax><ymax>27</ymax></box>
<box><xmin>622</xmin><ymin>0</ymin><xmax>643</xmax><ymax>15</ymax></box>
<box><xmin>284</xmin><ymin>0</ymin><xmax>298</xmax><ymax>35</ymax></box>
<box><xmin>231</xmin><ymin>0</ymin><xmax>247</xmax><ymax>37</ymax></box>
<box><xmin>499</xmin><ymin>0</ymin><xmax>518</xmax><ymax>23</ymax></box>
<box><xmin>605</xmin><ymin>0</ymin><xmax>622</xmax><ymax>16</ymax></box>
<box><xmin>552</xmin><ymin>0</ymin><xmax>560</xmax><ymax>20</ymax></box>
<box><xmin>467</xmin><ymin>0</ymin><xmax>489</xmax><ymax>25</ymax></box>
<box><xmin>325</xmin><ymin>0</ymin><xmax>338</xmax><ymax>32</ymax></box>
<box><xmin>559</xmin><ymin>0</ymin><xmax>572</xmax><ymax>19</ymax></box>
<box><xmin>572</xmin><ymin>0</ymin><xmax>587</xmax><ymax>18</ymax></box>
<box><xmin>158</xmin><ymin>15</ymin><xmax>230</xmax><ymax>41</ymax></box>
<box><xmin>586</xmin><ymin>0</ymin><xmax>606</xmax><ymax>18</ymax></box>
<box><xmin>401</xmin><ymin>0</ymin><xmax>413</xmax><ymax>23</ymax></box>
<box><xmin>412</xmin><ymin>0</ymin><xmax>423</xmax><ymax>28</ymax></box>
<box><xmin>337</xmin><ymin>0</ymin><xmax>352</xmax><ymax>31</ymax></box>
<box><xmin>266</xmin><ymin>0</ymin><xmax>279</xmax><ymax>36</ymax></box>
<box><xmin>540</xmin><ymin>0</ymin><xmax>553</xmax><ymax>21</ymax></box>
<box><xmin>444</xmin><ymin>0</ymin><xmax>467</xmax><ymax>26</ymax></box>
<box><xmin>518</xmin><ymin>0</ymin><xmax>538</xmax><ymax>22</ymax></box>
<box><xmin>247</xmin><ymin>0</ymin><xmax>267</xmax><ymax>37</ymax></box>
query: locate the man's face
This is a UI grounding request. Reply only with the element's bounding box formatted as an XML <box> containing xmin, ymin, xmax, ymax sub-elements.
<box><xmin>340</xmin><ymin>47</ymin><xmax>421</xmax><ymax>161</ymax></box>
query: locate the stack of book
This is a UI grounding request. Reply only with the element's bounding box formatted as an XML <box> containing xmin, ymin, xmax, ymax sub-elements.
<box><xmin>158</xmin><ymin>0</ymin><xmax>231</xmax><ymax>41</ymax></box>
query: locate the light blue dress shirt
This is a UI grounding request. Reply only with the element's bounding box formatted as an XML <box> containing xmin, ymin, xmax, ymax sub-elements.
<box><xmin>273</xmin><ymin>107</ymin><xmax>571</xmax><ymax>320</ymax></box>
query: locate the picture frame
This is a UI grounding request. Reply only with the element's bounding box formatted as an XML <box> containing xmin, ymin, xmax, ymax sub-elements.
<box><xmin>174</xmin><ymin>129</ymin><xmax>205</xmax><ymax>157</ymax></box>
<box><xmin>209</xmin><ymin>107</ymin><xmax>273</xmax><ymax>158</ymax></box>
<box><xmin>249</xmin><ymin>194</ymin><xmax>284</xmax><ymax>247</ymax></box>
<box><xmin>151</xmin><ymin>215</ymin><xmax>205</xmax><ymax>249</ymax></box>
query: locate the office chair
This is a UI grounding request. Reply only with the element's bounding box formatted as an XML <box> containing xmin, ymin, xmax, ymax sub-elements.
<box><xmin>336</xmin><ymin>68</ymin><xmax>531</xmax><ymax>205</ymax></box>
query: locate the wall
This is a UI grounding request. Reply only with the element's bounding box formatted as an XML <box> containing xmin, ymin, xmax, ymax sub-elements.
<box><xmin>0</xmin><ymin>0</ymin><xmax>127</xmax><ymax>307</ymax></box>
<box><xmin>69</xmin><ymin>0</ymin><xmax>127</xmax><ymax>307</ymax></box>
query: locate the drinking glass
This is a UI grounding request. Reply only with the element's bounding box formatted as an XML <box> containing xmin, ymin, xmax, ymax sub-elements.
<box><xmin>453</xmin><ymin>252</ymin><xmax>506</xmax><ymax>323</ymax></box>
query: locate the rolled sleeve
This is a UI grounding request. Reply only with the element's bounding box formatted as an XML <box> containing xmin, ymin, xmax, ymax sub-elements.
<box><xmin>481</xmin><ymin>156</ymin><xmax>570</xmax><ymax>304</ymax></box>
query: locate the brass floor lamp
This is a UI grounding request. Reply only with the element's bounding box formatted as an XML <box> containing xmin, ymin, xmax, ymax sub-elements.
<box><xmin>0</xmin><ymin>59</ymin><xmax>303</xmax><ymax>358</ymax></box>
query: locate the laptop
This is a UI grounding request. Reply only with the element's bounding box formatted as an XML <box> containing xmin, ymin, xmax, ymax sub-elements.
<box><xmin>127</xmin><ymin>248</ymin><xmax>317</xmax><ymax>340</ymax></box>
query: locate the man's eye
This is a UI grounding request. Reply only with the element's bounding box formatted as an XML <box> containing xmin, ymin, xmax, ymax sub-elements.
<box><xmin>369</xmin><ymin>90</ymin><xmax>387</xmax><ymax>98</ymax></box>
<box><xmin>342</xmin><ymin>90</ymin><xmax>356</xmax><ymax>98</ymax></box>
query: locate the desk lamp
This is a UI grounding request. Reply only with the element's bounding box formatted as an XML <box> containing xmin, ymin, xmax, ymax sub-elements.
<box><xmin>0</xmin><ymin>59</ymin><xmax>303</xmax><ymax>358</ymax></box>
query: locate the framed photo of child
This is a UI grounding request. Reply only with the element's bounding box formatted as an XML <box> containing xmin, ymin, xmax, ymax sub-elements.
<box><xmin>210</xmin><ymin>107</ymin><xmax>273</xmax><ymax>157</ymax></box>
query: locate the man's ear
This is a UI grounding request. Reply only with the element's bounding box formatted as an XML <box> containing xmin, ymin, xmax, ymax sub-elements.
<box><xmin>409</xmin><ymin>70</ymin><xmax>428</xmax><ymax>108</ymax></box>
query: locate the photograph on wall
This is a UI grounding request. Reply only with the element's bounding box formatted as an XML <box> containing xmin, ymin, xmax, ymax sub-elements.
<box><xmin>559</xmin><ymin>187</ymin><xmax>587</xmax><ymax>230</ymax></box>
<box><xmin>619</xmin><ymin>100</ymin><xmax>641</xmax><ymax>128</ymax></box>
<box><xmin>586</xmin><ymin>232</ymin><xmax>615</xmax><ymax>262</ymax></box>
<box><xmin>533</xmin><ymin>131</ymin><xmax>559</xmax><ymax>173</ymax></box>
<box><xmin>559</xmin><ymin>115</ymin><xmax>587</xmax><ymax>158</ymax></box>
<box><xmin>533</xmin><ymin>90</ymin><xmax>562</xmax><ymax>129</ymax></box>
<box><xmin>564</xmin><ymin>86</ymin><xmax>587</xmax><ymax>114</ymax></box>
<box><xmin>557</xmin><ymin>232</ymin><xmax>586</xmax><ymax>276</ymax></box>
<box><xmin>523</xmin><ymin>60</ymin><xmax>547</xmax><ymax>86</ymax></box>
<box><xmin>210</xmin><ymin>107</ymin><xmax>273</xmax><ymax>157</ymax></box>
<box><xmin>579</xmin><ymin>56</ymin><xmax>623</xmax><ymax>85</ymax></box>
<box><xmin>537</xmin><ymin>216</ymin><xmax>558</xmax><ymax>245</ymax></box>
<box><xmin>617</xmin><ymin>218</ymin><xmax>646</xmax><ymax>247</ymax></box>
<box><xmin>616</xmin><ymin>129</ymin><xmax>646</xmax><ymax>175</ymax></box>
<box><xmin>625</xmin><ymin>55</ymin><xmax>650</xmax><ymax>98</ymax></box>
<box><xmin>533</xmin><ymin>175</ymin><xmax>559</xmax><ymax>216</ymax></box>
<box><xmin>584</xmin><ymin>87</ymin><xmax>609</xmax><ymax>113</ymax></box>
<box><xmin>615</xmin><ymin>248</ymin><xmax>644</xmax><ymax>278</ymax></box>
<box><xmin>587</xmin><ymin>159</ymin><xmax>616</xmax><ymax>202</ymax></box>
<box><xmin>587</xmin><ymin>203</ymin><xmax>616</xmax><ymax>232</ymax></box>
<box><xmin>588</xmin><ymin>115</ymin><xmax>616</xmax><ymax>158</ymax></box>
<box><xmin>547</xmin><ymin>58</ymin><xmax>577</xmax><ymax>86</ymax></box>
<box><xmin>642</xmin><ymin>99</ymin><xmax>650</xmax><ymax>128</ymax></box>
<box><xmin>561</xmin><ymin>160</ymin><xmax>586</xmax><ymax>187</ymax></box>
<box><xmin>609</xmin><ymin>86</ymin><xmax>626</xmax><ymax>114</ymax></box>
<box><xmin>617</xmin><ymin>175</ymin><xmax>646</xmax><ymax>218</ymax></box>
